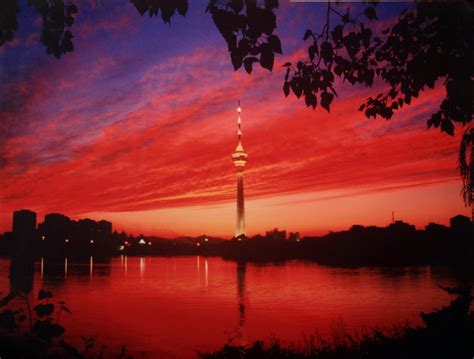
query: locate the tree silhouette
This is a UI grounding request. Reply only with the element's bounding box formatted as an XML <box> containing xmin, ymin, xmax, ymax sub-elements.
<box><xmin>283</xmin><ymin>2</ymin><xmax>472</xmax><ymax>136</ymax></box>
<box><xmin>1</xmin><ymin>0</ymin><xmax>77</xmax><ymax>59</ymax></box>
<box><xmin>459</xmin><ymin>128</ymin><xmax>474</xmax><ymax>219</ymax></box>
<box><xmin>1</xmin><ymin>0</ymin><xmax>472</xmax><ymax>206</ymax></box>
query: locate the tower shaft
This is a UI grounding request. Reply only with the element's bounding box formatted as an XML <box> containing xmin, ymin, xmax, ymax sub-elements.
<box><xmin>236</xmin><ymin>173</ymin><xmax>245</xmax><ymax>237</ymax></box>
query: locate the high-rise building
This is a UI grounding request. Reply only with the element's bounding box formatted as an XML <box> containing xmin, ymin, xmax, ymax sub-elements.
<box><xmin>12</xmin><ymin>210</ymin><xmax>37</xmax><ymax>252</ymax></box>
<box><xmin>12</xmin><ymin>209</ymin><xmax>37</xmax><ymax>236</ymax></box>
<box><xmin>40</xmin><ymin>213</ymin><xmax>72</xmax><ymax>245</ymax></box>
<box><xmin>232</xmin><ymin>101</ymin><xmax>248</xmax><ymax>238</ymax></box>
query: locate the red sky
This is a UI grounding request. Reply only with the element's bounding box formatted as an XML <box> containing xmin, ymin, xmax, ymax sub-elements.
<box><xmin>0</xmin><ymin>2</ymin><xmax>469</xmax><ymax>237</ymax></box>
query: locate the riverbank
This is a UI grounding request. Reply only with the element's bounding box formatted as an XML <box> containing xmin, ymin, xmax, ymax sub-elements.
<box><xmin>201</xmin><ymin>286</ymin><xmax>474</xmax><ymax>359</ymax></box>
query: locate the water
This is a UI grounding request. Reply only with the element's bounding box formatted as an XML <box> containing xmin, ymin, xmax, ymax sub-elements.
<box><xmin>0</xmin><ymin>256</ymin><xmax>460</xmax><ymax>358</ymax></box>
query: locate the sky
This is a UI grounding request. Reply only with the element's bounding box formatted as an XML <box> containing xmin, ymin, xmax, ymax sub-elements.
<box><xmin>0</xmin><ymin>0</ymin><xmax>470</xmax><ymax>238</ymax></box>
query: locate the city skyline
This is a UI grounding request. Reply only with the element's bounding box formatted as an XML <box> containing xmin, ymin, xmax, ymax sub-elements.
<box><xmin>1</xmin><ymin>207</ymin><xmax>470</xmax><ymax>241</ymax></box>
<box><xmin>0</xmin><ymin>2</ymin><xmax>470</xmax><ymax>238</ymax></box>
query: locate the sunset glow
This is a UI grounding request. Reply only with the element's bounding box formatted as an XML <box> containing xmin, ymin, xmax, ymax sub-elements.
<box><xmin>0</xmin><ymin>1</ymin><xmax>469</xmax><ymax>237</ymax></box>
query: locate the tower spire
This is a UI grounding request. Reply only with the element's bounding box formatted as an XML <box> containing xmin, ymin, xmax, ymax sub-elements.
<box><xmin>237</xmin><ymin>100</ymin><xmax>242</xmax><ymax>140</ymax></box>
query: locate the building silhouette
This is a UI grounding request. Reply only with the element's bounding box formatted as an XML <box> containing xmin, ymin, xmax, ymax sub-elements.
<box><xmin>387</xmin><ymin>220</ymin><xmax>416</xmax><ymax>235</ymax></box>
<box><xmin>36</xmin><ymin>213</ymin><xmax>113</xmax><ymax>254</ymax></box>
<box><xmin>450</xmin><ymin>214</ymin><xmax>472</xmax><ymax>237</ymax></box>
<box><xmin>266</xmin><ymin>228</ymin><xmax>286</xmax><ymax>241</ymax></box>
<box><xmin>12</xmin><ymin>209</ymin><xmax>36</xmax><ymax>239</ymax></box>
<box><xmin>10</xmin><ymin>210</ymin><xmax>37</xmax><ymax>292</ymax></box>
<box><xmin>12</xmin><ymin>209</ymin><xmax>37</xmax><ymax>255</ymax></box>
<box><xmin>39</xmin><ymin>213</ymin><xmax>72</xmax><ymax>246</ymax></box>
<box><xmin>288</xmin><ymin>232</ymin><xmax>300</xmax><ymax>242</ymax></box>
<box><xmin>232</xmin><ymin>100</ymin><xmax>248</xmax><ymax>238</ymax></box>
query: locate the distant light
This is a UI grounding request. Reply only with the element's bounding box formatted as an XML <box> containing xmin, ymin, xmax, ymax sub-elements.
<box><xmin>138</xmin><ymin>239</ymin><xmax>146</xmax><ymax>245</ymax></box>
<box><xmin>296</xmin><ymin>239</ymin><xmax>300</xmax><ymax>242</ymax></box>
<box><xmin>90</xmin><ymin>240</ymin><xmax>94</xmax><ymax>244</ymax></box>
<box><xmin>148</xmin><ymin>241</ymin><xmax>152</xmax><ymax>246</ymax></box>
<box><xmin>65</xmin><ymin>239</ymin><xmax>69</xmax><ymax>243</ymax></box>
<box><xmin>124</xmin><ymin>241</ymin><xmax>129</xmax><ymax>245</ymax></box>
<box><xmin>237</xmin><ymin>106</ymin><xmax>241</xmax><ymax>113</ymax></box>
<box><xmin>41</xmin><ymin>235</ymin><xmax>45</xmax><ymax>241</ymax></box>
<box><xmin>204</xmin><ymin>238</ymin><xmax>208</xmax><ymax>242</ymax></box>
<box><xmin>196</xmin><ymin>243</ymin><xmax>201</xmax><ymax>247</ymax></box>
<box><xmin>118</xmin><ymin>245</ymin><xmax>125</xmax><ymax>251</ymax></box>
<box><xmin>237</xmin><ymin>237</ymin><xmax>242</xmax><ymax>241</ymax></box>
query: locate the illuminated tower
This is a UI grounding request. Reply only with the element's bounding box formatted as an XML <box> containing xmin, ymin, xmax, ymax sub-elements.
<box><xmin>232</xmin><ymin>100</ymin><xmax>248</xmax><ymax>238</ymax></box>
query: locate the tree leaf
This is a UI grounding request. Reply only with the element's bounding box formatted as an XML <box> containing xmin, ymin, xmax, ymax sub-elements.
<box><xmin>308</xmin><ymin>45</ymin><xmax>316</xmax><ymax>61</ymax></box>
<box><xmin>320</xmin><ymin>91</ymin><xmax>334</xmax><ymax>112</ymax></box>
<box><xmin>230</xmin><ymin>49</ymin><xmax>243</xmax><ymax>70</ymax></box>
<box><xmin>320</xmin><ymin>41</ymin><xmax>333</xmax><ymax>62</ymax></box>
<box><xmin>283</xmin><ymin>81</ymin><xmax>290</xmax><ymax>97</ymax></box>
<box><xmin>364</xmin><ymin>7</ymin><xmax>377</xmax><ymax>21</ymax></box>
<box><xmin>268</xmin><ymin>35</ymin><xmax>282</xmax><ymax>54</ymax></box>
<box><xmin>67</xmin><ymin>4</ymin><xmax>78</xmax><ymax>15</ymax></box>
<box><xmin>305</xmin><ymin>92</ymin><xmax>317</xmax><ymax>109</ymax></box>
<box><xmin>260</xmin><ymin>45</ymin><xmax>274</xmax><ymax>71</ymax></box>
<box><xmin>62</xmin><ymin>306</ymin><xmax>72</xmax><ymax>314</ymax></box>
<box><xmin>33</xmin><ymin>320</ymin><xmax>65</xmax><ymax>340</ymax></box>
<box><xmin>441</xmin><ymin>118</ymin><xmax>454</xmax><ymax>136</ymax></box>
<box><xmin>34</xmin><ymin>303</ymin><xmax>55</xmax><ymax>317</ymax></box>
<box><xmin>0</xmin><ymin>291</ymin><xmax>18</xmax><ymax>307</ymax></box>
<box><xmin>243</xmin><ymin>56</ymin><xmax>258</xmax><ymax>74</ymax></box>
<box><xmin>331</xmin><ymin>25</ymin><xmax>343</xmax><ymax>42</ymax></box>
<box><xmin>38</xmin><ymin>289</ymin><xmax>53</xmax><ymax>300</ymax></box>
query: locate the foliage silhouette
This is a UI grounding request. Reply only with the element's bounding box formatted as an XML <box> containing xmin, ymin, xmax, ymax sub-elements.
<box><xmin>284</xmin><ymin>2</ymin><xmax>472</xmax><ymax>137</ymax></box>
<box><xmin>0</xmin><ymin>288</ymin><xmax>132</xmax><ymax>358</ymax></box>
<box><xmin>0</xmin><ymin>288</ymin><xmax>69</xmax><ymax>342</ymax></box>
<box><xmin>206</xmin><ymin>0</ymin><xmax>281</xmax><ymax>73</ymax></box>
<box><xmin>130</xmin><ymin>0</ymin><xmax>188</xmax><ymax>22</ymax></box>
<box><xmin>459</xmin><ymin>128</ymin><xmax>474</xmax><ymax>216</ymax></box>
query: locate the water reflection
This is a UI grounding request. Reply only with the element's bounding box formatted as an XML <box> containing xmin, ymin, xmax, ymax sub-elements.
<box><xmin>140</xmin><ymin>257</ymin><xmax>145</xmax><ymax>279</ymax></box>
<box><xmin>197</xmin><ymin>255</ymin><xmax>200</xmax><ymax>286</ymax></box>
<box><xmin>0</xmin><ymin>257</ymin><xmax>463</xmax><ymax>359</ymax></box>
<box><xmin>205</xmin><ymin>258</ymin><xmax>209</xmax><ymax>287</ymax></box>
<box><xmin>9</xmin><ymin>257</ymin><xmax>34</xmax><ymax>293</ymax></box>
<box><xmin>236</xmin><ymin>262</ymin><xmax>247</xmax><ymax>342</ymax></box>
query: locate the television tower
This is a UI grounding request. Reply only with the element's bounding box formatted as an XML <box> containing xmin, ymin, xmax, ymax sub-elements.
<box><xmin>232</xmin><ymin>100</ymin><xmax>248</xmax><ymax>238</ymax></box>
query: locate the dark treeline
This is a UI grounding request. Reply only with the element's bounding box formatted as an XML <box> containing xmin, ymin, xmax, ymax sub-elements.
<box><xmin>217</xmin><ymin>220</ymin><xmax>474</xmax><ymax>266</ymax></box>
<box><xmin>0</xmin><ymin>210</ymin><xmax>473</xmax><ymax>267</ymax></box>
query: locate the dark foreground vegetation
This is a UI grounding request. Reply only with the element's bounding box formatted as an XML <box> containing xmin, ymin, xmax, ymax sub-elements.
<box><xmin>0</xmin><ymin>289</ymin><xmax>133</xmax><ymax>359</ymax></box>
<box><xmin>201</xmin><ymin>286</ymin><xmax>474</xmax><ymax>359</ymax></box>
<box><xmin>1</xmin><ymin>285</ymin><xmax>473</xmax><ymax>359</ymax></box>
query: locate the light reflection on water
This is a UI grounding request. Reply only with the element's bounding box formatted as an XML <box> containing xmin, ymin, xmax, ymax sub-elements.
<box><xmin>0</xmin><ymin>256</ymin><xmax>461</xmax><ymax>358</ymax></box>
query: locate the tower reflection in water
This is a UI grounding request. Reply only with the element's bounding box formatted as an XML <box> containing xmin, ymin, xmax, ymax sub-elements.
<box><xmin>236</xmin><ymin>261</ymin><xmax>247</xmax><ymax>343</ymax></box>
